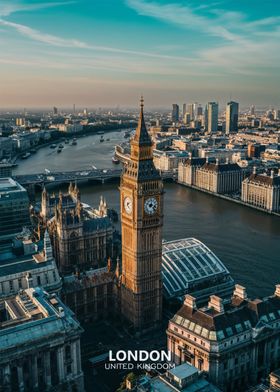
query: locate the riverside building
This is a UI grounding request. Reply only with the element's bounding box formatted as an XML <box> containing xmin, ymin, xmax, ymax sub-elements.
<box><xmin>178</xmin><ymin>157</ymin><xmax>242</xmax><ymax>194</ymax></box>
<box><xmin>242</xmin><ymin>169</ymin><xmax>280</xmax><ymax>212</ymax></box>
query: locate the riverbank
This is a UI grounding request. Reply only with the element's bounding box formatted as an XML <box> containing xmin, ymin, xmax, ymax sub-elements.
<box><xmin>177</xmin><ymin>181</ymin><xmax>280</xmax><ymax>218</ymax></box>
<box><xmin>10</xmin><ymin>123</ymin><xmax>135</xmax><ymax>164</ymax></box>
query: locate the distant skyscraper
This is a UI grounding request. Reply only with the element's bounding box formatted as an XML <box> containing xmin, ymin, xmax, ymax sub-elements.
<box><xmin>183</xmin><ymin>113</ymin><xmax>191</xmax><ymax>125</ymax></box>
<box><xmin>206</xmin><ymin>102</ymin><xmax>219</xmax><ymax>133</ymax></box>
<box><xmin>183</xmin><ymin>103</ymin><xmax>187</xmax><ymax>117</ymax></box>
<box><xmin>53</xmin><ymin>106</ymin><xmax>58</xmax><ymax>115</ymax></box>
<box><xmin>187</xmin><ymin>103</ymin><xmax>195</xmax><ymax>121</ymax></box>
<box><xmin>172</xmin><ymin>104</ymin><xmax>179</xmax><ymax>123</ymax></box>
<box><xmin>250</xmin><ymin>105</ymin><xmax>255</xmax><ymax>116</ymax></box>
<box><xmin>226</xmin><ymin>101</ymin><xmax>239</xmax><ymax>134</ymax></box>
<box><xmin>204</xmin><ymin>105</ymin><xmax>208</xmax><ymax>130</ymax></box>
<box><xmin>197</xmin><ymin>105</ymin><xmax>203</xmax><ymax>117</ymax></box>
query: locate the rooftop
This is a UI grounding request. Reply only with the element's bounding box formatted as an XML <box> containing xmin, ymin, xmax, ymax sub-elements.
<box><xmin>168</xmin><ymin>363</ymin><xmax>198</xmax><ymax>379</ymax></box>
<box><xmin>171</xmin><ymin>285</ymin><xmax>280</xmax><ymax>342</ymax></box>
<box><xmin>0</xmin><ymin>287</ymin><xmax>82</xmax><ymax>350</ymax></box>
<box><xmin>0</xmin><ymin>177</ymin><xmax>27</xmax><ymax>194</ymax></box>
<box><xmin>162</xmin><ymin>238</ymin><xmax>232</xmax><ymax>299</ymax></box>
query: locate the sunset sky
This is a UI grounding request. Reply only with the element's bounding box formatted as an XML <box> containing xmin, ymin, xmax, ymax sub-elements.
<box><xmin>0</xmin><ymin>0</ymin><xmax>280</xmax><ymax>108</ymax></box>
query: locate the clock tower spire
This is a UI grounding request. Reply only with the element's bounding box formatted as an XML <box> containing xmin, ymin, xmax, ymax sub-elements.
<box><xmin>120</xmin><ymin>97</ymin><xmax>164</xmax><ymax>333</ymax></box>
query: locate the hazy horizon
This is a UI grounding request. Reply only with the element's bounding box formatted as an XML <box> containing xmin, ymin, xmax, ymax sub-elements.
<box><xmin>1</xmin><ymin>0</ymin><xmax>280</xmax><ymax>107</ymax></box>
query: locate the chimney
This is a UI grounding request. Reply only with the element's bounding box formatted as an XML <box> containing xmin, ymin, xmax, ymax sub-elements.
<box><xmin>275</xmin><ymin>285</ymin><xmax>280</xmax><ymax>297</ymax></box>
<box><xmin>208</xmin><ymin>295</ymin><xmax>224</xmax><ymax>313</ymax></box>
<box><xmin>206</xmin><ymin>157</ymin><xmax>209</xmax><ymax>163</ymax></box>
<box><xmin>226</xmin><ymin>158</ymin><xmax>229</xmax><ymax>164</ymax></box>
<box><xmin>216</xmin><ymin>158</ymin><xmax>219</xmax><ymax>165</ymax></box>
<box><xmin>271</xmin><ymin>170</ymin><xmax>275</xmax><ymax>179</ymax></box>
<box><xmin>233</xmin><ymin>284</ymin><xmax>248</xmax><ymax>300</ymax></box>
<box><xmin>184</xmin><ymin>294</ymin><xmax>197</xmax><ymax>310</ymax></box>
<box><xmin>253</xmin><ymin>166</ymin><xmax>257</xmax><ymax>175</ymax></box>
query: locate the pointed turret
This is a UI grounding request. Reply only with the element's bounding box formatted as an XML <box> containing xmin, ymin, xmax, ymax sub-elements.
<box><xmin>123</xmin><ymin>97</ymin><xmax>160</xmax><ymax>180</ymax></box>
<box><xmin>68</xmin><ymin>182</ymin><xmax>74</xmax><ymax>194</ymax></box>
<box><xmin>115</xmin><ymin>256</ymin><xmax>121</xmax><ymax>279</ymax></box>
<box><xmin>132</xmin><ymin>96</ymin><xmax>152</xmax><ymax>147</ymax></box>
<box><xmin>130</xmin><ymin>96</ymin><xmax>154</xmax><ymax>164</ymax></box>
<box><xmin>44</xmin><ymin>230</ymin><xmax>53</xmax><ymax>261</ymax></box>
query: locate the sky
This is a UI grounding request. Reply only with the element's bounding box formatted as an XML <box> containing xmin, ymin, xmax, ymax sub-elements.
<box><xmin>0</xmin><ymin>0</ymin><xmax>280</xmax><ymax>108</ymax></box>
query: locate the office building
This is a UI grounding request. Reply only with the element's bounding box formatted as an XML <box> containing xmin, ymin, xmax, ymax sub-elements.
<box><xmin>167</xmin><ymin>284</ymin><xmax>280</xmax><ymax>391</ymax></box>
<box><xmin>0</xmin><ymin>287</ymin><xmax>84</xmax><ymax>391</ymax></box>
<box><xmin>172</xmin><ymin>104</ymin><xmax>180</xmax><ymax>123</ymax></box>
<box><xmin>206</xmin><ymin>102</ymin><xmax>219</xmax><ymax>133</ymax></box>
<box><xmin>226</xmin><ymin>101</ymin><xmax>239</xmax><ymax>134</ymax></box>
<box><xmin>0</xmin><ymin>163</ymin><xmax>13</xmax><ymax>178</ymax></box>
<box><xmin>0</xmin><ymin>178</ymin><xmax>30</xmax><ymax>255</ymax></box>
<box><xmin>0</xmin><ymin>231</ymin><xmax>61</xmax><ymax>298</ymax></box>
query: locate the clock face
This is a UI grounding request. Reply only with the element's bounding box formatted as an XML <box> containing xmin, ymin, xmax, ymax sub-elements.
<box><xmin>144</xmin><ymin>197</ymin><xmax>158</xmax><ymax>215</ymax></box>
<box><xmin>124</xmin><ymin>196</ymin><xmax>133</xmax><ymax>214</ymax></box>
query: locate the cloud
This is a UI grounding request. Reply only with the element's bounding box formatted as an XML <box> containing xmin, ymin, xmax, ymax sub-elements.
<box><xmin>0</xmin><ymin>1</ymin><xmax>76</xmax><ymax>17</ymax></box>
<box><xmin>0</xmin><ymin>18</ymin><xmax>195</xmax><ymax>61</ymax></box>
<box><xmin>0</xmin><ymin>19</ymin><xmax>91</xmax><ymax>48</ymax></box>
<box><xmin>125</xmin><ymin>0</ymin><xmax>280</xmax><ymax>75</ymax></box>
<box><xmin>125</xmin><ymin>0</ymin><xmax>243</xmax><ymax>42</ymax></box>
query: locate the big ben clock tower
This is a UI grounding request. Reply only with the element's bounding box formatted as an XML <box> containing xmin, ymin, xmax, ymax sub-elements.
<box><xmin>120</xmin><ymin>97</ymin><xmax>164</xmax><ymax>333</ymax></box>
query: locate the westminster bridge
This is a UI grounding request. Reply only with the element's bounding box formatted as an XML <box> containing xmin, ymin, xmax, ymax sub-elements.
<box><xmin>14</xmin><ymin>168</ymin><xmax>177</xmax><ymax>199</ymax></box>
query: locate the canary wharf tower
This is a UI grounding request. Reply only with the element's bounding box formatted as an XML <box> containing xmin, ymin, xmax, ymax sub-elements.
<box><xmin>120</xmin><ymin>98</ymin><xmax>164</xmax><ymax>333</ymax></box>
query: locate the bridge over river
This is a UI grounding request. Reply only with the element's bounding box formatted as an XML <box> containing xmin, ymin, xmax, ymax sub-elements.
<box><xmin>14</xmin><ymin>168</ymin><xmax>177</xmax><ymax>188</ymax></box>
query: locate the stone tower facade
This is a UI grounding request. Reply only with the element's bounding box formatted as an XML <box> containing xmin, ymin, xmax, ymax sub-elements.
<box><xmin>120</xmin><ymin>97</ymin><xmax>164</xmax><ymax>333</ymax></box>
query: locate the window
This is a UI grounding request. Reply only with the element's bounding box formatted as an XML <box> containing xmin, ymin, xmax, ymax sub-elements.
<box><xmin>9</xmin><ymin>281</ymin><xmax>13</xmax><ymax>291</ymax></box>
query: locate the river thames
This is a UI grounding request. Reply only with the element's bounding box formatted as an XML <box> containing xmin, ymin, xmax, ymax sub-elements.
<box><xmin>14</xmin><ymin>130</ymin><xmax>280</xmax><ymax>298</ymax></box>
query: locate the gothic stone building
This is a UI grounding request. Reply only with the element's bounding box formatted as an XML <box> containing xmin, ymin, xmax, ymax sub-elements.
<box><xmin>44</xmin><ymin>185</ymin><xmax>113</xmax><ymax>275</ymax></box>
<box><xmin>167</xmin><ymin>284</ymin><xmax>280</xmax><ymax>392</ymax></box>
<box><xmin>120</xmin><ymin>97</ymin><xmax>164</xmax><ymax>333</ymax></box>
<box><xmin>0</xmin><ymin>287</ymin><xmax>84</xmax><ymax>391</ymax></box>
<box><xmin>61</xmin><ymin>259</ymin><xmax>121</xmax><ymax>323</ymax></box>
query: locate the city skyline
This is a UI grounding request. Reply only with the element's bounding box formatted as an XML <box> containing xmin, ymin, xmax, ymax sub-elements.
<box><xmin>1</xmin><ymin>0</ymin><xmax>280</xmax><ymax>107</ymax></box>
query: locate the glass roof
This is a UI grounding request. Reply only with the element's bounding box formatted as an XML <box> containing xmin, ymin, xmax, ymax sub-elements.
<box><xmin>162</xmin><ymin>238</ymin><xmax>230</xmax><ymax>298</ymax></box>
